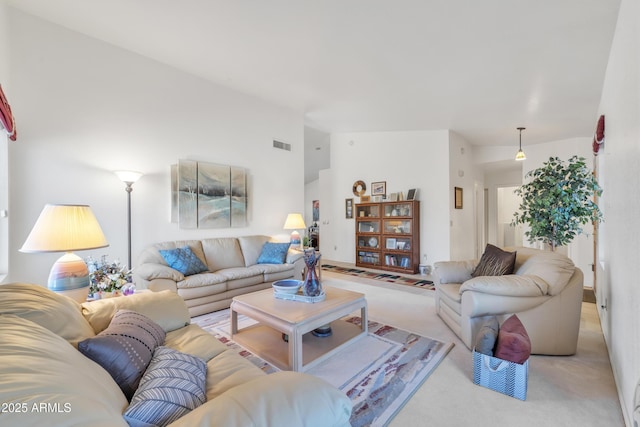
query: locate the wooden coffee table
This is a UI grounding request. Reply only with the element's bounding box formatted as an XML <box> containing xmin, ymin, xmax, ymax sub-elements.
<box><xmin>230</xmin><ymin>286</ymin><xmax>367</xmax><ymax>372</ymax></box>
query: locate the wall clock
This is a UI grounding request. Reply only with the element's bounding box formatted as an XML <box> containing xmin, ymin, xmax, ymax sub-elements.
<box><xmin>352</xmin><ymin>180</ymin><xmax>366</xmax><ymax>196</ymax></box>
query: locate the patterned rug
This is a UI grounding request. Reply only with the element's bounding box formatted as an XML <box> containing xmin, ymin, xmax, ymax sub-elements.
<box><xmin>192</xmin><ymin>310</ymin><xmax>453</xmax><ymax>427</ymax></box>
<box><xmin>322</xmin><ymin>264</ymin><xmax>435</xmax><ymax>290</ymax></box>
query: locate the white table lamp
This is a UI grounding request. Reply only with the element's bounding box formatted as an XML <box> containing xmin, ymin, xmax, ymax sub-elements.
<box><xmin>283</xmin><ymin>213</ymin><xmax>306</xmax><ymax>249</ymax></box>
<box><xmin>20</xmin><ymin>204</ymin><xmax>109</xmax><ymax>302</ymax></box>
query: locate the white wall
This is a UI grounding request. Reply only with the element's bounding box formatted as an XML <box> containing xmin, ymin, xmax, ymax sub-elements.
<box><xmin>484</xmin><ymin>167</ymin><xmax>523</xmax><ymax>247</ymax></box>
<box><xmin>596</xmin><ymin>0</ymin><xmax>640</xmax><ymax>423</ymax></box>
<box><xmin>449</xmin><ymin>131</ymin><xmax>481</xmax><ymax>260</ymax></box>
<box><xmin>304</xmin><ymin>178</ymin><xmax>320</xmax><ymax>231</ymax></box>
<box><xmin>327</xmin><ymin>130</ymin><xmax>451</xmax><ymax>267</ymax></box>
<box><xmin>4</xmin><ymin>9</ymin><xmax>305</xmax><ymax>285</ymax></box>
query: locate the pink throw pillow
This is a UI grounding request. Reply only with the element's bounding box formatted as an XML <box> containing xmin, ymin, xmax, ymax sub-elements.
<box><xmin>494</xmin><ymin>315</ymin><xmax>531</xmax><ymax>364</ymax></box>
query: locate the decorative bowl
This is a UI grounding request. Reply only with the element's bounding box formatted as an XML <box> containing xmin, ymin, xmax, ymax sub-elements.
<box><xmin>272</xmin><ymin>279</ymin><xmax>302</xmax><ymax>294</ymax></box>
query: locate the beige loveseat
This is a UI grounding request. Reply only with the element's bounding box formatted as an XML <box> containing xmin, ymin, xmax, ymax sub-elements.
<box><xmin>434</xmin><ymin>247</ymin><xmax>583</xmax><ymax>355</ymax></box>
<box><xmin>134</xmin><ymin>235</ymin><xmax>304</xmax><ymax>316</ymax></box>
<box><xmin>0</xmin><ymin>283</ymin><xmax>352</xmax><ymax>426</ymax></box>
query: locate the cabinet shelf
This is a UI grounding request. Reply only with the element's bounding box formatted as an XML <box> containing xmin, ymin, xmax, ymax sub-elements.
<box><xmin>355</xmin><ymin>201</ymin><xmax>420</xmax><ymax>273</ymax></box>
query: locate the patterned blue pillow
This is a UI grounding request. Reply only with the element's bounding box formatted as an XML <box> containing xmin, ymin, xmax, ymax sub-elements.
<box><xmin>159</xmin><ymin>246</ymin><xmax>208</xmax><ymax>276</ymax></box>
<box><xmin>257</xmin><ymin>242</ymin><xmax>291</xmax><ymax>264</ymax></box>
<box><xmin>124</xmin><ymin>346</ymin><xmax>207</xmax><ymax>427</ymax></box>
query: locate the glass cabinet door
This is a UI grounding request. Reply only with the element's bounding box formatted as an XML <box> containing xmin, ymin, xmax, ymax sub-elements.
<box><xmin>358</xmin><ymin>220</ymin><xmax>380</xmax><ymax>233</ymax></box>
<box><xmin>383</xmin><ymin>202</ymin><xmax>412</xmax><ymax>218</ymax></box>
<box><xmin>383</xmin><ymin>219</ymin><xmax>411</xmax><ymax>234</ymax></box>
<box><xmin>356</xmin><ymin>204</ymin><xmax>380</xmax><ymax>218</ymax></box>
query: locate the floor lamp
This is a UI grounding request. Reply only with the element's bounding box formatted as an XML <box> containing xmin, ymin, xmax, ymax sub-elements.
<box><xmin>114</xmin><ymin>171</ymin><xmax>143</xmax><ymax>269</ymax></box>
<box><xmin>20</xmin><ymin>204</ymin><xmax>109</xmax><ymax>302</ymax></box>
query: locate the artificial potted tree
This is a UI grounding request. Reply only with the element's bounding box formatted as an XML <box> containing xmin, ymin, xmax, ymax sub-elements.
<box><xmin>512</xmin><ymin>155</ymin><xmax>603</xmax><ymax>251</ymax></box>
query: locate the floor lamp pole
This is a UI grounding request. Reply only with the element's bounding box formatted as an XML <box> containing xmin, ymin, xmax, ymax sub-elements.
<box><xmin>125</xmin><ymin>182</ymin><xmax>133</xmax><ymax>270</ymax></box>
<box><xmin>115</xmin><ymin>170</ymin><xmax>143</xmax><ymax>271</ymax></box>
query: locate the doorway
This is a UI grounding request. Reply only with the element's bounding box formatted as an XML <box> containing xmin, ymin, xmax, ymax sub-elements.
<box><xmin>496</xmin><ymin>186</ymin><xmax>522</xmax><ymax>248</ymax></box>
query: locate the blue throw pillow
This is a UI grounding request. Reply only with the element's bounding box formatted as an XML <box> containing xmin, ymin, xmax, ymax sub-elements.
<box><xmin>257</xmin><ymin>242</ymin><xmax>291</xmax><ymax>264</ymax></box>
<box><xmin>159</xmin><ymin>246</ymin><xmax>208</xmax><ymax>276</ymax></box>
<box><xmin>124</xmin><ymin>346</ymin><xmax>207</xmax><ymax>427</ymax></box>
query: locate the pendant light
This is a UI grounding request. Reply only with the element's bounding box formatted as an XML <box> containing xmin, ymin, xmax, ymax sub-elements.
<box><xmin>515</xmin><ymin>127</ymin><xmax>526</xmax><ymax>161</ymax></box>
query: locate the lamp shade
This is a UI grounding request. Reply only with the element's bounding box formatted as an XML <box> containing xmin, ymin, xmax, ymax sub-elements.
<box><xmin>283</xmin><ymin>213</ymin><xmax>306</xmax><ymax>230</ymax></box>
<box><xmin>20</xmin><ymin>204</ymin><xmax>109</xmax><ymax>253</ymax></box>
<box><xmin>114</xmin><ymin>170</ymin><xmax>143</xmax><ymax>184</ymax></box>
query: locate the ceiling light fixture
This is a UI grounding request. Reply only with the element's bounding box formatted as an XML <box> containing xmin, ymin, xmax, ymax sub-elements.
<box><xmin>515</xmin><ymin>127</ymin><xmax>527</xmax><ymax>161</ymax></box>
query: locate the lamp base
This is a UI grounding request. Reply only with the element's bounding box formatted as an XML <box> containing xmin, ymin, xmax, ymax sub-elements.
<box><xmin>48</xmin><ymin>252</ymin><xmax>90</xmax><ymax>302</ymax></box>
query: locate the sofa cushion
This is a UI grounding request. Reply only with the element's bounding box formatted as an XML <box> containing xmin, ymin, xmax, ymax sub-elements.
<box><xmin>474</xmin><ymin>316</ymin><xmax>499</xmax><ymax>356</ymax></box>
<box><xmin>164</xmin><ymin>323</ymin><xmax>230</xmax><ymax>362</ymax></box>
<box><xmin>494</xmin><ymin>314</ymin><xmax>531</xmax><ymax>364</ymax></box>
<box><xmin>178</xmin><ymin>272</ymin><xmax>228</xmax><ymax>289</ymax></box>
<box><xmin>159</xmin><ymin>246</ymin><xmax>209</xmax><ymax>276</ymax></box>
<box><xmin>471</xmin><ymin>244</ymin><xmax>517</xmax><ymax>277</ymax></box>
<box><xmin>78</xmin><ymin>310</ymin><xmax>166</xmax><ymax>400</ymax></box>
<box><xmin>201</xmin><ymin>237</ymin><xmax>246</xmax><ymax>271</ymax></box>
<box><xmin>0</xmin><ymin>282</ymin><xmax>96</xmax><ymax>346</ymax></box>
<box><xmin>257</xmin><ymin>242</ymin><xmax>291</xmax><ymax>264</ymax></box>
<box><xmin>0</xmin><ymin>315</ymin><xmax>129</xmax><ymax>426</ymax></box>
<box><xmin>238</xmin><ymin>235</ymin><xmax>271</xmax><ymax>266</ymax></box>
<box><xmin>82</xmin><ymin>290</ymin><xmax>190</xmax><ymax>334</ymax></box>
<box><xmin>124</xmin><ymin>346</ymin><xmax>207</xmax><ymax>427</ymax></box>
<box><xmin>175</xmin><ymin>372</ymin><xmax>352</xmax><ymax>427</ymax></box>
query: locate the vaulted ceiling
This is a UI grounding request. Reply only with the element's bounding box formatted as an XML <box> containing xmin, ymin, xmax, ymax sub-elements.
<box><xmin>6</xmin><ymin>0</ymin><xmax>620</xmax><ymax>150</ymax></box>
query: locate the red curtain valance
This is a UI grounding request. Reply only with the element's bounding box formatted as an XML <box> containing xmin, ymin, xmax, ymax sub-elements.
<box><xmin>0</xmin><ymin>84</ymin><xmax>16</xmax><ymax>141</ymax></box>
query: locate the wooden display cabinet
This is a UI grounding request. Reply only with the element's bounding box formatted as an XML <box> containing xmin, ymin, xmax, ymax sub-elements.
<box><xmin>355</xmin><ymin>200</ymin><xmax>420</xmax><ymax>273</ymax></box>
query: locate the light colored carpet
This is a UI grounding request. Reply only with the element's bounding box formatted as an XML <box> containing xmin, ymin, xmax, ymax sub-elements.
<box><xmin>193</xmin><ymin>307</ymin><xmax>453</xmax><ymax>427</ymax></box>
<box><xmin>318</xmin><ymin>270</ymin><xmax>624</xmax><ymax>427</ymax></box>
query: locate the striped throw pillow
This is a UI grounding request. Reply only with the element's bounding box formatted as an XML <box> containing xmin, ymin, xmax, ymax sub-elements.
<box><xmin>124</xmin><ymin>346</ymin><xmax>207</xmax><ymax>427</ymax></box>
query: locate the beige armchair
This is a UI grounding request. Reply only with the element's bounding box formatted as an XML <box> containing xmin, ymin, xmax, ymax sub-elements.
<box><xmin>434</xmin><ymin>247</ymin><xmax>583</xmax><ymax>355</ymax></box>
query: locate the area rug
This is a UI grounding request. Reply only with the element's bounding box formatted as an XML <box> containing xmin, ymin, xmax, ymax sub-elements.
<box><xmin>322</xmin><ymin>264</ymin><xmax>435</xmax><ymax>290</ymax></box>
<box><xmin>192</xmin><ymin>310</ymin><xmax>453</xmax><ymax>427</ymax></box>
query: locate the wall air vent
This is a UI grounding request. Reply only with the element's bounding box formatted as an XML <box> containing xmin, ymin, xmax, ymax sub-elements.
<box><xmin>273</xmin><ymin>140</ymin><xmax>291</xmax><ymax>151</ymax></box>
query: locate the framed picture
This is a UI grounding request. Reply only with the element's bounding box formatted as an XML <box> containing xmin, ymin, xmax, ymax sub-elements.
<box><xmin>386</xmin><ymin>238</ymin><xmax>397</xmax><ymax>250</ymax></box>
<box><xmin>312</xmin><ymin>200</ymin><xmax>319</xmax><ymax>221</ymax></box>
<box><xmin>407</xmin><ymin>188</ymin><xmax>417</xmax><ymax>200</ymax></box>
<box><xmin>454</xmin><ymin>187</ymin><xmax>463</xmax><ymax>209</ymax></box>
<box><xmin>361</xmin><ymin>195</ymin><xmax>371</xmax><ymax>202</ymax></box>
<box><xmin>389</xmin><ymin>192</ymin><xmax>398</xmax><ymax>202</ymax></box>
<box><xmin>371</xmin><ymin>181</ymin><xmax>386</xmax><ymax>197</ymax></box>
<box><xmin>345</xmin><ymin>198</ymin><xmax>353</xmax><ymax>219</ymax></box>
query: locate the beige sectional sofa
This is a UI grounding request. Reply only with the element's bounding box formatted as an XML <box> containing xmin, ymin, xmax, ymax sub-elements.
<box><xmin>434</xmin><ymin>247</ymin><xmax>584</xmax><ymax>355</ymax></box>
<box><xmin>134</xmin><ymin>235</ymin><xmax>304</xmax><ymax>316</ymax></box>
<box><xmin>0</xmin><ymin>283</ymin><xmax>352</xmax><ymax>426</ymax></box>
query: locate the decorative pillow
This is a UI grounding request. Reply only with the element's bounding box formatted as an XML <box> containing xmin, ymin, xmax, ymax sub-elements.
<box><xmin>494</xmin><ymin>315</ymin><xmax>531</xmax><ymax>364</ymax></box>
<box><xmin>257</xmin><ymin>242</ymin><xmax>291</xmax><ymax>264</ymax></box>
<box><xmin>124</xmin><ymin>346</ymin><xmax>207</xmax><ymax>427</ymax></box>
<box><xmin>474</xmin><ymin>316</ymin><xmax>499</xmax><ymax>356</ymax></box>
<box><xmin>78</xmin><ymin>310</ymin><xmax>166</xmax><ymax>400</ymax></box>
<box><xmin>159</xmin><ymin>246</ymin><xmax>208</xmax><ymax>276</ymax></box>
<box><xmin>471</xmin><ymin>244</ymin><xmax>517</xmax><ymax>277</ymax></box>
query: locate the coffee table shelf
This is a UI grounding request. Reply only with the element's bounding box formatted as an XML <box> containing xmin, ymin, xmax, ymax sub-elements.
<box><xmin>231</xmin><ymin>286</ymin><xmax>367</xmax><ymax>372</ymax></box>
<box><xmin>233</xmin><ymin>319</ymin><xmax>364</xmax><ymax>371</ymax></box>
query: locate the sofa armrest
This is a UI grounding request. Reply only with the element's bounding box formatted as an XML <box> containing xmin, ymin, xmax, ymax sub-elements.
<box><xmin>81</xmin><ymin>290</ymin><xmax>190</xmax><ymax>334</ymax></box>
<box><xmin>168</xmin><ymin>372</ymin><xmax>351</xmax><ymax>427</ymax></box>
<box><xmin>434</xmin><ymin>260</ymin><xmax>477</xmax><ymax>284</ymax></box>
<box><xmin>286</xmin><ymin>249</ymin><xmax>304</xmax><ymax>264</ymax></box>
<box><xmin>136</xmin><ymin>263</ymin><xmax>185</xmax><ymax>282</ymax></box>
<box><xmin>460</xmin><ymin>274</ymin><xmax>549</xmax><ymax>297</ymax></box>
